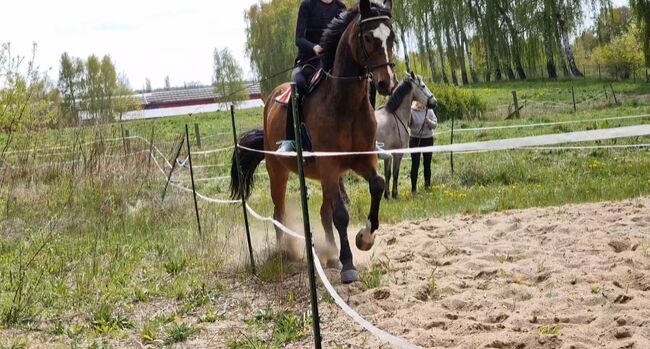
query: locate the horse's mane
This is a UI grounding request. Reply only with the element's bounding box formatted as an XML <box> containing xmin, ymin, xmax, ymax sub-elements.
<box><xmin>385</xmin><ymin>80</ymin><xmax>412</xmax><ymax>113</ymax></box>
<box><xmin>320</xmin><ymin>2</ymin><xmax>392</xmax><ymax>71</ymax></box>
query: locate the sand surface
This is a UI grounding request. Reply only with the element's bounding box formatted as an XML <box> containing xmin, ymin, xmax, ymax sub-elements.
<box><xmin>313</xmin><ymin>197</ymin><xmax>650</xmax><ymax>348</ymax></box>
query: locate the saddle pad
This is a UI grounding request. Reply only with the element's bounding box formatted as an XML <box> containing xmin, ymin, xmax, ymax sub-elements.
<box><xmin>274</xmin><ymin>88</ymin><xmax>292</xmax><ymax>105</ymax></box>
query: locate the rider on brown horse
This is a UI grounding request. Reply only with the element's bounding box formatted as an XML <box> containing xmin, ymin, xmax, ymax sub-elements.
<box><xmin>276</xmin><ymin>0</ymin><xmax>347</xmax><ymax>153</ymax></box>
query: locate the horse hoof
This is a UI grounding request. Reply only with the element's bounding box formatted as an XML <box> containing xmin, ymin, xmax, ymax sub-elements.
<box><xmin>355</xmin><ymin>220</ymin><xmax>375</xmax><ymax>251</ymax></box>
<box><xmin>341</xmin><ymin>269</ymin><xmax>359</xmax><ymax>284</ymax></box>
<box><xmin>326</xmin><ymin>259</ymin><xmax>342</xmax><ymax>270</ymax></box>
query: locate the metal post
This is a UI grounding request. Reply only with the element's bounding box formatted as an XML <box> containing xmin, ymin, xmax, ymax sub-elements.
<box><xmin>571</xmin><ymin>86</ymin><xmax>577</xmax><ymax>113</ymax></box>
<box><xmin>194</xmin><ymin>123</ymin><xmax>202</xmax><ymax>149</ymax></box>
<box><xmin>512</xmin><ymin>90</ymin><xmax>520</xmax><ymax>119</ymax></box>
<box><xmin>598</xmin><ymin>64</ymin><xmax>601</xmax><ymax>80</ymax></box>
<box><xmin>147</xmin><ymin>125</ymin><xmax>155</xmax><ymax>170</ymax></box>
<box><xmin>185</xmin><ymin>124</ymin><xmax>203</xmax><ymax>238</ymax></box>
<box><xmin>230</xmin><ymin>105</ymin><xmax>256</xmax><ymax>275</ymax></box>
<box><xmin>161</xmin><ymin>137</ymin><xmax>185</xmax><ymax>202</ymax></box>
<box><xmin>603</xmin><ymin>85</ymin><xmax>609</xmax><ymax>102</ymax></box>
<box><xmin>124</xmin><ymin>129</ymin><xmax>131</xmax><ymax>153</ymax></box>
<box><xmin>290</xmin><ymin>83</ymin><xmax>322</xmax><ymax>349</ymax></box>
<box><xmin>450</xmin><ymin>113</ymin><xmax>455</xmax><ymax>176</ymax></box>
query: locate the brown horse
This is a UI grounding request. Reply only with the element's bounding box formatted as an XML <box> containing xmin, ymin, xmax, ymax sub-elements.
<box><xmin>231</xmin><ymin>0</ymin><xmax>396</xmax><ymax>284</ymax></box>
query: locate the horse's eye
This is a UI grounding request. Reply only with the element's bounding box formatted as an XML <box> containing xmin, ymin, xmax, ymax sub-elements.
<box><xmin>363</xmin><ymin>33</ymin><xmax>373</xmax><ymax>44</ymax></box>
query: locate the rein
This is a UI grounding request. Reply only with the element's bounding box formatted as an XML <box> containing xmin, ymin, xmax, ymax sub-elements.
<box><xmin>391</xmin><ymin>111</ymin><xmax>409</xmax><ymax>144</ymax></box>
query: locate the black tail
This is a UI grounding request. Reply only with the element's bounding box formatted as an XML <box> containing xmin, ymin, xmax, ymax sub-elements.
<box><xmin>230</xmin><ymin>129</ymin><xmax>265</xmax><ymax>200</ymax></box>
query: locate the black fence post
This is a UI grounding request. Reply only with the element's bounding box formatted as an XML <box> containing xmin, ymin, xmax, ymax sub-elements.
<box><xmin>161</xmin><ymin>137</ymin><xmax>185</xmax><ymax>202</ymax></box>
<box><xmin>185</xmin><ymin>124</ymin><xmax>203</xmax><ymax>238</ymax></box>
<box><xmin>230</xmin><ymin>105</ymin><xmax>257</xmax><ymax>275</ymax></box>
<box><xmin>571</xmin><ymin>86</ymin><xmax>577</xmax><ymax>113</ymax></box>
<box><xmin>450</xmin><ymin>113</ymin><xmax>455</xmax><ymax>176</ymax></box>
<box><xmin>290</xmin><ymin>83</ymin><xmax>322</xmax><ymax>349</ymax></box>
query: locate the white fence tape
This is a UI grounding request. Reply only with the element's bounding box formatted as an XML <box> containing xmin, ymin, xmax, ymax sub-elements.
<box><xmin>442</xmin><ymin>113</ymin><xmax>650</xmax><ymax>134</ymax></box>
<box><xmin>190</xmin><ymin>146</ymin><xmax>233</xmax><ymax>156</ymax></box>
<box><xmin>239</xmin><ymin>124</ymin><xmax>650</xmax><ymax>158</ymax></box>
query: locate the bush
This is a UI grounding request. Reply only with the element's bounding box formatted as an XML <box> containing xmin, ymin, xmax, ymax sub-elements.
<box><xmin>595</xmin><ymin>23</ymin><xmax>644</xmax><ymax>80</ymax></box>
<box><xmin>430</xmin><ymin>84</ymin><xmax>486</xmax><ymax>122</ymax></box>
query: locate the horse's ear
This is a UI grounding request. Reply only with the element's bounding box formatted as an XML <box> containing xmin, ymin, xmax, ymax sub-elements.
<box><xmin>410</xmin><ymin>71</ymin><xmax>416</xmax><ymax>80</ymax></box>
<box><xmin>360</xmin><ymin>0</ymin><xmax>371</xmax><ymax>18</ymax></box>
<box><xmin>383</xmin><ymin>0</ymin><xmax>393</xmax><ymax>12</ymax></box>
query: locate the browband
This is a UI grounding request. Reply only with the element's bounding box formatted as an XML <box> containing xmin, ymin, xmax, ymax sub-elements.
<box><xmin>360</xmin><ymin>16</ymin><xmax>391</xmax><ymax>24</ymax></box>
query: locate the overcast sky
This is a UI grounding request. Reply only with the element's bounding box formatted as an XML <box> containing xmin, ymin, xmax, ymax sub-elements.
<box><xmin>2</xmin><ymin>0</ymin><xmax>630</xmax><ymax>91</ymax></box>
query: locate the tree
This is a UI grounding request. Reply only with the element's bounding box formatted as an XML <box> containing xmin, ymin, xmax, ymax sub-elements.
<box><xmin>631</xmin><ymin>0</ymin><xmax>650</xmax><ymax>68</ymax></box>
<box><xmin>58</xmin><ymin>52</ymin><xmax>84</xmax><ymax>125</ymax></box>
<box><xmin>100</xmin><ymin>55</ymin><xmax>117</xmax><ymax>121</ymax></box>
<box><xmin>213</xmin><ymin>47</ymin><xmax>248</xmax><ymax>108</ymax></box>
<box><xmin>164</xmin><ymin>75</ymin><xmax>171</xmax><ymax>90</ymax></box>
<box><xmin>596</xmin><ymin>23</ymin><xmax>644</xmax><ymax>79</ymax></box>
<box><xmin>113</xmin><ymin>73</ymin><xmax>141</xmax><ymax>121</ymax></box>
<box><xmin>1</xmin><ymin>43</ymin><xmax>58</xmax><ymax>153</ymax></box>
<box><xmin>144</xmin><ymin>77</ymin><xmax>152</xmax><ymax>92</ymax></box>
<box><xmin>245</xmin><ymin>0</ymin><xmax>298</xmax><ymax>96</ymax></box>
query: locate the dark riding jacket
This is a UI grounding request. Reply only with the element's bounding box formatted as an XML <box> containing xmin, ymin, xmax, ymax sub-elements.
<box><xmin>295</xmin><ymin>0</ymin><xmax>346</xmax><ymax>65</ymax></box>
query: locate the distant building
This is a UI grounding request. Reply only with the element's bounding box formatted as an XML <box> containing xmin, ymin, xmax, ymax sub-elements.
<box><xmin>135</xmin><ymin>83</ymin><xmax>262</xmax><ymax>109</ymax></box>
<box><xmin>121</xmin><ymin>83</ymin><xmax>264</xmax><ymax>121</ymax></box>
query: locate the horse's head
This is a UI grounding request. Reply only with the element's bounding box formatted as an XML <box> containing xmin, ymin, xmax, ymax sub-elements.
<box><xmin>407</xmin><ymin>72</ymin><xmax>437</xmax><ymax>110</ymax></box>
<box><xmin>355</xmin><ymin>0</ymin><xmax>397</xmax><ymax>95</ymax></box>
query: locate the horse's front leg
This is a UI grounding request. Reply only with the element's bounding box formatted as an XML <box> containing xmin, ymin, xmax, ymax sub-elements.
<box><xmin>391</xmin><ymin>154</ymin><xmax>403</xmax><ymax>199</ymax></box>
<box><xmin>323</xmin><ymin>170</ymin><xmax>358</xmax><ymax>283</ymax></box>
<box><xmin>352</xmin><ymin>158</ymin><xmax>385</xmax><ymax>251</ymax></box>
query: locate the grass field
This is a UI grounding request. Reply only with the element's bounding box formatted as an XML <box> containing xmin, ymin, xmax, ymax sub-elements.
<box><xmin>1</xmin><ymin>79</ymin><xmax>649</xmax><ymax>348</ymax></box>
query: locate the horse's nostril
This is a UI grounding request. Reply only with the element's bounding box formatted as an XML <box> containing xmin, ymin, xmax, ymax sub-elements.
<box><xmin>377</xmin><ymin>81</ymin><xmax>387</xmax><ymax>92</ymax></box>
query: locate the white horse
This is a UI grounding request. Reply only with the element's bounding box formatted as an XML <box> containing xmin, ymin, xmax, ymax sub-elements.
<box><xmin>375</xmin><ymin>73</ymin><xmax>437</xmax><ymax>199</ymax></box>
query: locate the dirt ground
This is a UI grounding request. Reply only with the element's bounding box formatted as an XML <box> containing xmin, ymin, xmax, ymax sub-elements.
<box><xmin>297</xmin><ymin>197</ymin><xmax>650</xmax><ymax>349</ymax></box>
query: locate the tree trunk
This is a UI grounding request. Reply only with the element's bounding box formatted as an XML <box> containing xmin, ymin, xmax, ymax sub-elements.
<box><xmin>452</xmin><ymin>12</ymin><xmax>469</xmax><ymax>85</ymax></box>
<box><xmin>497</xmin><ymin>3</ymin><xmax>527</xmax><ymax>80</ymax></box>
<box><xmin>434</xmin><ymin>22</ymin><xmax>450</xmax><ymax>84</ymax></box>
<box><xmin>542</xmin><ymin>20</ymin><xmax>558</xmax><ymax>78</ymax></box>
<box><xmin>423</xmin><ymin>11</ymin><xmax>438</xmax><ymax>82</ymax></box>
<box><xmin>556</xmin><ymin>2</ymin><xmax>583</xmax><ymax>78</ymax></box>
<box><xmin>465</xmin><ymin>0</ymin><xmax>480</xmax><ymax>83</ymax></box>
<box><xmin>444</xmin><ymin>23</ymin><xmax>459</xmax><ymax>85</ymax></box>
<box><xmin>399</xmin><ymin>28</ymin><xmax>411</xmax><ymax>73</ymax></box>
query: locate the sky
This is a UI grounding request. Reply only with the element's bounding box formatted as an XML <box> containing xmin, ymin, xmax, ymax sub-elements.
<box><xmin>2</xmin><ymin>0</ymin><xmax>630</xmax><ymax>91</ymax></box>
<box><xmin>1</xmin><ymin>0</ymin><xmax>259</xmax><ymax>90</ymax></box>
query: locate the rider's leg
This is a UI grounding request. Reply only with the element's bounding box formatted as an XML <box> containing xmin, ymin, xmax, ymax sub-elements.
<box><xmin>277</xmin><ymin>67</ymin><xmax>307</xmax><ymax>152</ymax></box>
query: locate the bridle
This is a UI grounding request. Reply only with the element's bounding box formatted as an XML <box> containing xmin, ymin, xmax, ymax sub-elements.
<box><xmin>358</xmin><ymin>16</ymin><xmax>395</xmax><ymax>73</ymax></box>
<box><xmin>324</xmin><ymin>15</ymin><xmax>395</xmax><ymax>82</ymax></box>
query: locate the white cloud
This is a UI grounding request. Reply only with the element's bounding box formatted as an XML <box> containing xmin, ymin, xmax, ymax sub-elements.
<box><xmin>1</xmin><ymin>0</ymin><xmax>260</xmax><ymax>90</ymax></box>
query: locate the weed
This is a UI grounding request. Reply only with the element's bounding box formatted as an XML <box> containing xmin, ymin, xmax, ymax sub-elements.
<box><xmin>539</xmin><ymin>324</ymin><xmax>561</xmax><ymax>336</ymax></box>
<box><xmin>591</xmin><ymin>286</ymin><xmax>602</xmax><ymax>294</ymax></box>
<box><xmin>87</xmin><ymin>303</ymin><xmax>134</xmax><ymax>334</ymax></box>
<box><xmin>163</xmin><ymin>258</ymin><xmax>186</xmax><ymax>276</ymax></box>
<box><xmin>166</xmin><ymin>322</ymin><xmax>198</xmax><ymax>343</ymax></box>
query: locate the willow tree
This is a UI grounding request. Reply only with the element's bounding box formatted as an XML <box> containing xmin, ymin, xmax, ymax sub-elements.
<box><xmin>631</xmin><ymin>0</ymin><xmax>650</xmax><ymax>68</ymax></box>
<box><xmin>245</xmin><ymin>0</ymin><xmax>299</xmax><ymax>96</ymax></box>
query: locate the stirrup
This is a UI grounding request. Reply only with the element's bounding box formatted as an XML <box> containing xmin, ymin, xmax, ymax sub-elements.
<box><xmin>375</xmin><ymin>142</ymin><xmax>392</xmax><ymax>160</ymax></box>
<box><xmin>276</xmin><ymin>140</ymin><xmax>296</xmax><ymax>153</ymax></box>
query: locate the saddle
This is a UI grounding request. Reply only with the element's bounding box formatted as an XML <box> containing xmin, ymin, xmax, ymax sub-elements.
<box><xmin>274</xmin><ymin>69</ymin><xmax>324</xmax><ymax>105</ymax></box>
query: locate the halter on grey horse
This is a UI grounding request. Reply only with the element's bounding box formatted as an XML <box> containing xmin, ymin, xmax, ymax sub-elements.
<box><xmin>375</xmin><ymin>72</ymin><xmax>437</xmax><ymax>199</ymax></box>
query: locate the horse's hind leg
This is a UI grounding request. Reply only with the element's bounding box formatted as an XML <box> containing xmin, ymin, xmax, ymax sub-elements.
<box><xmin>338</xmin><ymin>177</ymin><xmax>350</xmax><ymax>207</ymax></box>
<box><xmin>267</xmin><ymin>158</ymin><xmax>291</xmax><ymax>257</ymax></box>
<box><xmin>391</xmin><ymin>154</ymin><xmax>403</xmax><ymax>199</ymax></box>
<box><xmin>322</xmin><ymin>181</ymin><xmax>343</xmax><ymax>270</ymax></box>
<box><xmin>383</xmin><ymin>157</ymin><xmax>392</xmax><ymax>199</ymax></box>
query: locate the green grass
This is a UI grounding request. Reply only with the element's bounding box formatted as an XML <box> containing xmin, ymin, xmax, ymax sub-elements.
<box><xmin>1</xmin><ymin>78</ymin><xmax>649</xmax><ymax>346</ymax></box>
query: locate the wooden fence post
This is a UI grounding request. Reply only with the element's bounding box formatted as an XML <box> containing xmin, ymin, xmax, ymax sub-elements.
<box><xmin>610</xmin><ymin>83</ymin><xmax>619</xmax><ymax>105</ymax></box>
<box><xmin>194</xmin><ymin>123</ymin><xmax>202</xmax><ymax>149</ymax></box>
<box><xmin>571</xmin><ymin>86</ymin><xmax>577</xmax><ymax>113</ymax></box>
<box><xmin>512</xmin><ymin>91</ymin><xmax>520</xmax><ymax>119</ymax></box>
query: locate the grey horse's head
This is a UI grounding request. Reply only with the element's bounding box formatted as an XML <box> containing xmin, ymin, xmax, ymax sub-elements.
<box><xmin>406</xmin><ymin>72</ymin><xmax>437</xmax><ymax>110</ymax></box>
